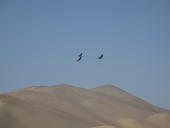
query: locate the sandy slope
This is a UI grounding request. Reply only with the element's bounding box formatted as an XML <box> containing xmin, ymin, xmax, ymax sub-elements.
<box><xmin>0</xmin><ymin>84</ymin><xmax>169</xmax><ymax>128</ymax></box>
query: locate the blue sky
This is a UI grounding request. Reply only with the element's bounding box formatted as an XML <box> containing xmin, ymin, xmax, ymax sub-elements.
<box><xmin>0</xmin><ymin>0</ymin><xmax>170</xmax><ymax>109</ymax></box>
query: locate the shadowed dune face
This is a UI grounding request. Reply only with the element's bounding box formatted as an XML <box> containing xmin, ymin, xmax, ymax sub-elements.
<box><xmin>0</xmin><ymin>84</ymin><xmax>169</xmax><ymax>128</ymax></box>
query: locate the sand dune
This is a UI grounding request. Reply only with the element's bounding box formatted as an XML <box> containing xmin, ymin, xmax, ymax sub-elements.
<box><xmin>147</xmin><ymin>113</ymin><xmax>170</xmax><ymax>128</ymax></box>
<box><xmin>90</xmin><ymin>125</ymin><xmax>119</xmax><ymax>128</ymax></box>
<box><xmin>0</xmin><ymin>84</ymin><xmax>169</xmax><ymax>128</ymax></box>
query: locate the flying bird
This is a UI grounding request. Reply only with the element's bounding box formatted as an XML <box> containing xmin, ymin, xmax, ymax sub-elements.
<box><xmin>76</xmin><ymin>53</ymin><xmax>83</xmax><ymax>62</ymax></box>
<box><xmin>78</xmin><ymin>53</ymin><xmax>83</xmax><ymax>57</ymax></box>
<box><xmin>76</xmin><ymin>56</ymin><xmax>82</xmax><ymax>62</ymax></box>
<box><xmin>98</xmin><ymin>54</ymin><xmax>103</xmax><ymax>59</ymax></box>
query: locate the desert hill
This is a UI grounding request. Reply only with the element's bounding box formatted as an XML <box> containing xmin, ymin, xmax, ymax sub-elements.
<box><xmin>0</xmin><ymin>84</ymin><xmax>169</xmax><ymax>128</ymax></box>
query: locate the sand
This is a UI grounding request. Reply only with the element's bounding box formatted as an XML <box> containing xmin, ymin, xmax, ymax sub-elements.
<box><xmin>0</xmin><ymin>84</ymin><xmax>169</xmax><ymax>128</ymax></box>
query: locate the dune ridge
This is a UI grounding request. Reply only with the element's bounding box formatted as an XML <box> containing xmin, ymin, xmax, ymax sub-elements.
<box><xmin>0</xmin><ymin>84</ymin><xmax>169</xmax><ymax>128</ymax></box>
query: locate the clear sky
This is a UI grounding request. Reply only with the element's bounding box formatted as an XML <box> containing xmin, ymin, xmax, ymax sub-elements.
<box><xmin>0</xmin><ymin>0</ymin><xmax>170</xmax><ymax>109</ymax></box>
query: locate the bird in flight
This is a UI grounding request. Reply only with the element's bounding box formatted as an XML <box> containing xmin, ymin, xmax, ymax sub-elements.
<box><xmin>78</xmin><ymin>53</ymin><xmax>83</xmax><ymax>57</ymax></box>
<box><xmin>77</xmin><ymin>56</ymin><xmax>82</xmax><ymax>61</ymax></box>
<box><xmin>76</xmin><ymin>53</ymin><xmax>104</xmax><ymax>61</ymax></box>
<box><xmin>76</xmin><ymin>53</ymin><xmax>83</xmax><ymax>62</ymax></box>
<box><xmin>98</xmin><ymin>54</ymin><xmax>103</xmax><ymax>59</ymax></box>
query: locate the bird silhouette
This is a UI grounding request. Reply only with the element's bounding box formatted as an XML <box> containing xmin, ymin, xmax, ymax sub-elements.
<box><xmin>76</xmin><ymin>53</ymin><xmax>83</xmax><ymax>62</ymax></box>
<box><xmin>76</xmin><ymin>56</ymin><xmax>82</xmax><ymax>62</ymax></box>
<box><xmin>78</xmin><ymin>53</ymin><xmax>83</xmax><ymax>57</ymax></box>
<box><xmin>98</xmin><ymin>54</ymin><xmax>103</xmax><ymax>59</ymax></box>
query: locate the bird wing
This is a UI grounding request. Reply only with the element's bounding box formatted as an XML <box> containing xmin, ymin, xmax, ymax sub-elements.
<box><xmin>78</xmin><ymin>53</ymin><xmax>83</xmax><ymax>57</ymax></box>
<box><xmin>77</xmin><ymin>56</ymin><xmax>82</xmax><ymax>61</ymax></box>
<box><xmin>98</xmin><ymin>54</ymin><xmax>103</xmax><ymax>59</ymax></box>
